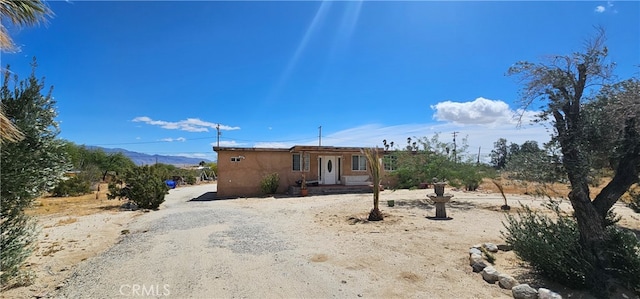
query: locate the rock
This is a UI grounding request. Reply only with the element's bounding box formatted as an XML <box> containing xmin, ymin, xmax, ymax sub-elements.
<box><xmin>469</xmin><ymin>253</ymin><xmax>483</xmax><ymax>265</ymax></box>
<box><xmin>497</xmin><ymin>273</ymin><xmax>519</xmax><ymax>289</ymax></box>
<box><xmin>471</xmin><ymin>261</ymin><xmax>487</xmax><ymax>273</ymax></box>
<box><xmin>497</xmin><ymin>244</ymin><xmax>512</xmax><ymax>251</ymax></box>
<box><xmin>512</xmin><ymin>284</ymin><xmax>538</xmax><ymax>299</ymax></box>
<box><xmin>481</xmin><ymin>266</ymin><xmax>500</xmax><ymax>284</ymax></box>
<box><xmin>469</xmin><ymin>248</ymin><xmax>482</xmax><ymax>256</ymax></box>
<box><xmin>538</xmin><ymin>288</ymin><xmax>562</xmax><ymax>299</ymax></box>
<box><xmin>483</xmin><ymin>242</ymin><xmax>499</xmax><ymax>253</ymax></box>
<box><xmin>120</xmin><ymin>202</ymin><xmax>139</xmax><ymax>211</ymax></box>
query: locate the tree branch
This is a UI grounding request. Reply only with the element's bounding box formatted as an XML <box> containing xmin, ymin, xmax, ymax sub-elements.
<box><xmin>593</xmin><ymin>119</ymin><xmax>640</xmax><ymax>215</ymax></box>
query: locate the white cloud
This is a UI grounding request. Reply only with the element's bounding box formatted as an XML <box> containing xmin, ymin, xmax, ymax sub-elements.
<box><xmin>132</xmin><ymin>116</ymin><xmax>240</xmax><ymax>133</ymax></box>
<box><xmin>431</xmin><ymin>97</ymin><xmax>537</xmax><ymax>126</ymax></box>
<box><xmin>595</xmin><ymin>1</ymin><xmax>617</xmax><ymax>13</ymax></box>
<box><xmin>160</xmin><ymin>137</ymin><xmax>186</xmax><ymax>142</ymax></box>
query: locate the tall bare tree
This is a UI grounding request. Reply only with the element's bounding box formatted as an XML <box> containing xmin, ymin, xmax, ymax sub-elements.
<box><xmin>508</xmin><ymin>28</ymin><xmax>640</xmax><ymax>293</ymax></box>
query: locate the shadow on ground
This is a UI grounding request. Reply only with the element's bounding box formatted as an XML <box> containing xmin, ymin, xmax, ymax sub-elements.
<box><xmin>394</xmin><ymin>199</ymin><xmax>434</xmax><ymax>210</ymax></box>
<box><xmin>188</xmin><ymin>192</ymin><xmax>237</xmax><ymax>202</ymax></box>
<box><xmin>97</xmin><ymin>205</ymin><xmax>123</xmax><ymax>211</ymax></box>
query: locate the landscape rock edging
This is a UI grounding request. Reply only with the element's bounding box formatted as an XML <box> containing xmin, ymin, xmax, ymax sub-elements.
<box><xmin>467</xmin><ymin>243</ymin><xmax>563</xmax><ymax>299</ymax></box>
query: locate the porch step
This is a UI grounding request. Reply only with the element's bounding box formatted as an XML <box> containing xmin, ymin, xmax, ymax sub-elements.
<box><xmin>289</xmin><ymin>185</ymin><xmax>372</xmax><ymax>196</ymax></box>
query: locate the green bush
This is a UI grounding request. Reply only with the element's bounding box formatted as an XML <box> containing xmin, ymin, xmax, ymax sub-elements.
<box><xmin>185</xmin><ymin>175</ymin><xmax>196</xmax><ymax>185</ymax></box>
<box><xmin>107</xmin><ymin>165</ymin><xmax>169</xmax><ymax>210</ymax></box>
<box><xmin>51</xmin><ymin>177</ymin><xmax>91</xmax><ymax>197</ymax></box>
<box><xmin>260</xmin><ymin>172</ymin><xmax>279</xmax><ymax>195</ymax></box>
<box><xmin>605</xmin><ymin>226</ymin><xmax>640</xmax><ymax>293</ymax></box>
<box><xmin>502</xmin><ymin>200</ymin><xmax>640</xmax><ymax>293</ymax></box>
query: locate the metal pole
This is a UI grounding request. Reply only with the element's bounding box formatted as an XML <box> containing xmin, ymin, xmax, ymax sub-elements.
<box><xmin>216</xmin><ymin>124</ymin><xmax>220</xmax><ymax>147</ymax></box>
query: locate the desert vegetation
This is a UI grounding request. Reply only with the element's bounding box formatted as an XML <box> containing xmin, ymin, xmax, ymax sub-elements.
<box><xmin>383</xmin><ymin>134</ymin><xmax>494</xmax><ymax>191</ymax></box>
<box><xmin>501</xmin><ymin>28</ymin><xmax>640</xmax><ymax>297</ymax></box>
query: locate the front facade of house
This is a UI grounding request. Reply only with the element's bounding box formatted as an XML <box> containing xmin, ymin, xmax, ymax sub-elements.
<box><xmin>213</xmin><ymin>145</ymin><xmax>396</xmax><ymax>198</ymax></box>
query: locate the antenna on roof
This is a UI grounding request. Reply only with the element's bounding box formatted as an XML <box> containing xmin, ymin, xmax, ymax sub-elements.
<box><xmin>318</xmin><ymin>126</ymin><xmax>322</xmax><ymax>147</ymax></box>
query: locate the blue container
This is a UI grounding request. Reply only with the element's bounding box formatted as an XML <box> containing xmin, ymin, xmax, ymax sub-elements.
<box><xmin>165</xmin><ymin>180</ymin><xmax>176</xmax><ymax>189</ymax></box>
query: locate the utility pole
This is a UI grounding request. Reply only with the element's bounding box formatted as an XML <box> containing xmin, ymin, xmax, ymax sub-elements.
<box><xmin>452</xmin><ymin>131</ymin><xmax>459</xmax><ymax>162</ymax></box>
<box><xmin>216</xmin><ymin>124</ymin><xmax>221</xmax><ymax>147</ymax></box>
<box><xmin>477</xmin><ymin>146</ymin><xmax>481</xmax><ymax>165</ymax></box>
<box><xmin>318</xmin><ymin>126</ymin><xmax>322</xmax><ymax>147</ymax></box>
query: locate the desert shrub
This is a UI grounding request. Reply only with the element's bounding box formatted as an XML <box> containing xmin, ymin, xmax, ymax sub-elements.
<box><xmin>260</xmin><ymin>172</ymin><xmax>279</xmax><ymax>195</ymax></box>
<box><xmin>502</xmin><ymin>200</ymin><xmax>640</xmax><ymax>293</ymax></box>
<box><xmin>51</xmin><ymin>177</ymin><xmax>91</xmax><ymax>197</ymax></box>
<box><xmin>185</xmin><ymin>175</ymin><xmax>196</xmax><ymax>185</ymax></box>
<box><xmin>108</xmin><ymin>165</ymin><xmax>169</xmax><ymax>209</ymax></box>
<box><xmin>605</xmin><ymin>226</ymin><xmax>640</xmax><ymax>293</ymax></box>
<box><xmin>1</xmin><ymin>63</ymin><xmax>69</xmax><ymax>287</ymax></box>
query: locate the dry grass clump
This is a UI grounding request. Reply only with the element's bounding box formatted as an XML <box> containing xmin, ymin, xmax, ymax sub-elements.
<box><xmin>27</xmin><ymin>184</ymin><xmax>121</xmax><ymax>217</ymax></box>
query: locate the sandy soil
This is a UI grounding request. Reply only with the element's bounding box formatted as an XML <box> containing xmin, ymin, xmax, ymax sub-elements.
<box><xmin>2</xmin><ymin>184</ymin><xmax>639</xmax><ymax>298</ymax></box>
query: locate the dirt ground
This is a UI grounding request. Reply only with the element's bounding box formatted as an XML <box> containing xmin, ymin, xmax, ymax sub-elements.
<box><xmin>1</xmin><ymin>181</ymin><xmax>639</xmax><ymax>298</ymax></box>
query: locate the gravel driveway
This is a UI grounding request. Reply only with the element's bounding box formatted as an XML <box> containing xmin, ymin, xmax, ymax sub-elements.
<box><xmin>55</xmin><ymin>184</ymin><xmax>346</xmax><ymax>298</ymax></box>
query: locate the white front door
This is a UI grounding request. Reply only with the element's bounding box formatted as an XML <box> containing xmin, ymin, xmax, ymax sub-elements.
<box><xmin>322</xmin><ymin>156</ymin><xmax>337</xmax><ymax>185</ymax></box>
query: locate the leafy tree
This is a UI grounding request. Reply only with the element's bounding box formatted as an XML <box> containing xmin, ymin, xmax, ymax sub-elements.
<box><xmin>363</xmin><ymin>147</ymin><xmax>383</xmax><ymax>221</ymax></box>
<box><xmin>508</xmin><ymin>28</ymin><xmax>640</xmax><ymax>296</ymax></box>
<box><xmin>107</xmin><ymin>165</ymin><xmax>169</xmax><ymax>210</ymax></box>
<box><xmin>390</xmin><ymin>133</ymin><xmax>489</xmax><ymax>190</ymax></box>
<box><xmin>1</xmin><ymin>62</ymin><xmax>69</xmax><ymax>286</ymax></box>
<box><xmin>61</xmin><ymin>142</ymin><xmax>104</xmax><ymax>185</ymax></box>
<box><xmin>505</xmin><ymin>140</ymin><xmax>565</xmax><ymax>184</ymax></box>
<box><xmin>490</xmin><ymin>138</ymin><xmax>508</xmax><ymax>169</ymax></box>
<box><xmin>99</xmin><ymin>152</ymin><xmax>135</xmax><ymax>181</ymax></box>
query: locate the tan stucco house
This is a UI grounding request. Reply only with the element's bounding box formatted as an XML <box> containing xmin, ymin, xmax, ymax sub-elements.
<box><xmin>213</xmin><ymin>145</ymin><xmax>396</xmax><ymax>198</ymax></box>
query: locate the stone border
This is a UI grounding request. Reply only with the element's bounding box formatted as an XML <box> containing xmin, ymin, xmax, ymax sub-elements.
<box><xmin>468</xmin><ymin>243</ymin><xmax>562</xmax><ymax>299</ymax></box>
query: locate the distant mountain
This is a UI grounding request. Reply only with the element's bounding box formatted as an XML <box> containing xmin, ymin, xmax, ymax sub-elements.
<box><xmin>88</xmin><ymin>146</ymin><xmax>212</xmax><ymax>166</ymax></box>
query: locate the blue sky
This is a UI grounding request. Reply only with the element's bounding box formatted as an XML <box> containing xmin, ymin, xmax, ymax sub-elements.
<box><xmin>2</xmin><ymin>1</ymin><xmax>638</xmax><ymax>162</ymax></box>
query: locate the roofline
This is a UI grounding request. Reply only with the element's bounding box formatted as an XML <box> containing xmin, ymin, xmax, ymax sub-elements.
<box><xmin>213</xmin><ymin>146</ymin><xmax>290</xmax><ymax>152</ymax></box>
<box><xmin>214</xmin><ymin>145</ymin><xmax>384</xmax><ymax>154</ymax></box>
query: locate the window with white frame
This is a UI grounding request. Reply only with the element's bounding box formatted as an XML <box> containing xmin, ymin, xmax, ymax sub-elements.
<box><xmin>351</xmin><ymin>155</ymin><xmax>367</xmax><ymax>171</ymax></box>
<box><xmin>383</xmin><ymin>154</ymin><xmax>397</xmax><ymax>171</ymax></box>
<box><xmin>292</xmin><ymin>153</ymin><xmax>310</xmax><ymax>171</ymax></box>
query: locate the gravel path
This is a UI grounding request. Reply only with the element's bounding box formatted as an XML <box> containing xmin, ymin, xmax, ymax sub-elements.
<box><xmin>55</xmin><ymin>185</ymin><xmax>344</xmax><ymax>298</ymax></box>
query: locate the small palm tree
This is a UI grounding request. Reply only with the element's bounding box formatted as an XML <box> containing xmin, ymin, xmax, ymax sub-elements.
<box><xmin>0</xmin><ymin>0</ymin><xmax>52</xmax><ymax>52</ymax></box>
<box><xmin>363</xmin><ymin>147</ymin><xmax>384</xmax><ymax>221</ymax></box>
